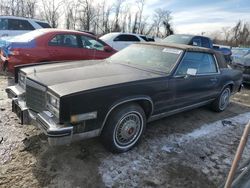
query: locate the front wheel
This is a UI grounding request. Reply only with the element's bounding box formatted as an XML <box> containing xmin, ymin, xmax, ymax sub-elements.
<box><xmin>211</xmin><ymin>87</ymin><xmax>231</xmax><ymax>112</ymax></box>
<box><xmin>101</xmin><ymin>103</ymin><xmax>146</xmax><ymax>153</ymax></box>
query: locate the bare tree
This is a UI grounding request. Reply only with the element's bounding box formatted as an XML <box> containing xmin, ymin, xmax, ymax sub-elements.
<box><xmin>78</xmin><ymin>0</ymin><xmax>95</xmax><ymax>31</ymax></box>
<box><xmin>64</xmin><ymin>0</ymin><xmax>80</xmax><ymax>30</ymax></box>
<box><xmin>0</xmin><ymin>0</ymin><xmax>36</xmax><ymax>18</ymax></box>
<box><xmin>41</xmin><ymin>0</ymin><xmax>62</xmax><ymax>28</ymax></box>
<box><xmin>153</xmin><ymin>8</ymin><xmax>172</xmax><ymax>37</ymax></box>
<box><xmin>112</xmin><ymin>0</ymin><xmax>124</xmax><ymax>32</ymax></box>
<box><xmin>132</xmin><ymin>12</ymin><xmax>138</xmax><ymax>33</ymax></box>
<box><xmin>136</xmin><ymin>0</ymin><xmax>145</xmax><ymax>34</ymax></box>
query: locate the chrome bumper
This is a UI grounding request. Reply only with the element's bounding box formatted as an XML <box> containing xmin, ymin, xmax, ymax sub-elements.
<box><xmin>11</xmin><ymin>97</ymin><xmax>74</xmax><ymax>146</ymax></box>
<box><xmin>6</xmin><ymin>85</ymin><xmax>25</xmax><ymax>99</ymax></box>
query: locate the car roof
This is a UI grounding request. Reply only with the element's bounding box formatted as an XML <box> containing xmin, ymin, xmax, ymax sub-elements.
<box><xmin>103</xmin><ymin>32</ymin><xmax>145</xmax><ymax>37</ymax></box>
<box><xmin>34</xmin><ymin>28</ymin><xmax>97</xmax><ymax>37</ymax></box>
<box><xmin>170</xmin><ymin>34</ymin><xmax>209</xmax><ymax>39</ymax></box>
<box><xmin>140</xmin><ymin>42</ymin><xmax>214</xmax><ymax>52</ymax></box>
<box><xmin>0</xmin><ymin>15</ymin><xmax>48</xmax><ymax>23</ymax></box>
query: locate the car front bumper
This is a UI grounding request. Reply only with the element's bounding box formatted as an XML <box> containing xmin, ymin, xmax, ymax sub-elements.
<box><xmin>6</xmin><ymin>85</ymin><xmax>25</xmax><ymax>98</ymax></box>
<box><xmin>11</xmin><ymin>97</ymin><xmax>74</xmax><ymax>146</ymax></box>
<box><xmin>6</xmin><ymin>85</ymin><xmax>99</xmax><ymax>146</ymax></box>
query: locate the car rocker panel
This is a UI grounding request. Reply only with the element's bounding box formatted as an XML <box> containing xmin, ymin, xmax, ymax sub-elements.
<box><xmin>6</xmin><ymin>43</ymin><xmax>243</xmax><ymax>153</ymax></box>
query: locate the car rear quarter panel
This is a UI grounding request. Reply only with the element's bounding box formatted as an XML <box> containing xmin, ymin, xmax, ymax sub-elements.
<box><xmin>219</xmin><ymin>68</ymin><xmax>242</xmax><ymax>93</ymax></box>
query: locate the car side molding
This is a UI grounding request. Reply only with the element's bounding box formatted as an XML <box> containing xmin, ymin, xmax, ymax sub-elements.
<box><xmin>148</xmin><ymin>99</ymin><xmax>215</xmax><ymax>122</ymax></box>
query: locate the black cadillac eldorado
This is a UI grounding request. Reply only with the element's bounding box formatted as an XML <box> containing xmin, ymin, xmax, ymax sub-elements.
<box><xmin>6</xmin><ymin>43</ymin><xmax>242</xmax><ymax>153</ymax></box>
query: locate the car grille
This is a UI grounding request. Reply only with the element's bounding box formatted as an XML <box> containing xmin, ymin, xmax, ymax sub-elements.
<box><xmin>26</xmin><ymin>79</ymin><xmax>46</xmax><ymax>112</ymax></box>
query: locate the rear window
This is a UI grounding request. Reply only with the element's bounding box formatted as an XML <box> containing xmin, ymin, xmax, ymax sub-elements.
<box><xmin>35</xmin><ymin>21</ymin><xmax>51</xmax><ymax>28</ymax></box>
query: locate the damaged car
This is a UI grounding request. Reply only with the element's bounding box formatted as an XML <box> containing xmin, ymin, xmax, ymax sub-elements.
<box><xmin>6</xmin><ymin>43</ymin><xmax>243</xmax><ymax>153</ymax></box>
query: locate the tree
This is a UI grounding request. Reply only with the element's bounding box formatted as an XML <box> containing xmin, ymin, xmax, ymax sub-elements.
<box><xmin>153</xmin><ymin>8</ymin><xmax>173</xmax><ymax>37</ymax></box>
<box><xmin>136</xmin><ymin>0</ymin><xmax>145</xmax><ymax>34</ymax></box>
<box><xmin>41</xmin><ymin>0</ymin><xmax>62</xmax><ymax>28</ymax></box>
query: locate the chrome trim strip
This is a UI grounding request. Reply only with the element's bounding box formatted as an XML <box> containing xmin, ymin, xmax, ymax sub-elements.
<box><xmin>148</xmin><ymin>99</ymin><xmax>214</xmax><ymax>122</ymax></box>
<box><xmin>100</xmin><ymin>97</ymin><xmax>154</xmax><ymax>134</ymax></box>
<box><xmin>71</xmin><ymin>111</ymin><xmax>97</xmax><ymax>123</ymax></box>
<box><xmin>71</xmin><ymin>129</ymin><xmax>100</xmax><ymax>142</ymax></box>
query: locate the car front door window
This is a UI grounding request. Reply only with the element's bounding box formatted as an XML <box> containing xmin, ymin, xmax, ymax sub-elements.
<box><xmin>176</xmin><ymin>52</ymin><xmax>218</xmax><ymax>76</ymax></box>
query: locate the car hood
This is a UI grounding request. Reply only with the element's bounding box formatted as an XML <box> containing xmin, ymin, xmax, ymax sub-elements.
<box><xmin>25</xmin><ymin>60</ymin><xmax>163</xmax><ymax>96</ymax></box>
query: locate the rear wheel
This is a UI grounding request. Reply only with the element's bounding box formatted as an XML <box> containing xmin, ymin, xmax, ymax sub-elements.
<box><xmin>101</xmin><ymin>103</ymin><xmax>146</xmax><ymax>153</ymax></box>
<box><xmin>211</xmin><ymin>87</ymin><xmax>231</xmax><ymax>112</ymax></box>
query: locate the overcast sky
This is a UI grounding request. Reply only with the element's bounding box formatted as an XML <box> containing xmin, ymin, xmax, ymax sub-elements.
<box><xmin>142</xmin><ymin>0</ymin><xmax>250</xmax><ymax>34</ymax></box>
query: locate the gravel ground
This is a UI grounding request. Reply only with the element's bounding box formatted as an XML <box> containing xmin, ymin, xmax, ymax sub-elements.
<box><xmin>0</xmin><ymin>72</ymin><xmax>250</xmax><ymax>188</ymax></box>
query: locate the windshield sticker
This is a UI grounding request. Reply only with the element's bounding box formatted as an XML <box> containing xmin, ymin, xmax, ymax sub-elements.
<box><xmin>162</xmin><ymin>48</ymin><xmax>182</xmax><ymax>54</ymax></box>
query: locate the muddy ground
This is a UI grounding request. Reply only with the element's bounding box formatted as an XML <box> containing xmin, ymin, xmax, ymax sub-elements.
<box><xmin>0</xmin><ymin>72</ymin><xmax>250</xmax><ymax>188</ymax></box>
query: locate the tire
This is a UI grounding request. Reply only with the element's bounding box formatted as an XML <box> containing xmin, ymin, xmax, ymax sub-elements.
<box><xmin>101</xmin><ymin>103</ymin><xmax>146</xmax><ymax>153</ymax></box>
<box><xmin>211</xmin><ymin>87</ymin><xmax>231</xmax><ymax>112</ymax></box>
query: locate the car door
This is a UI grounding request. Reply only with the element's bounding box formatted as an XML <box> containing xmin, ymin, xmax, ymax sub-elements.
<box><xmin>47</xmin><ymin>34</ymin><xmax>83</xmax><ymax>61</ymax></box>
<box><xmin>112</xmin><ymin>34</ymin><xmax>141</xmax><ymax>51</ymax></box>
<box><xmin>79</xmin><ymin>35</ymin><xmax>112</xmax><ymax>60</ymax></box>
<box><xmin>171</xmin><ymin>51</ymin><xmax>220</xmax><ymax>109</ymax></box>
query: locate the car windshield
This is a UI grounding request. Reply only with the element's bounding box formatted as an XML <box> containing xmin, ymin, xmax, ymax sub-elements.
<box><xmin>109</xmin><ymin>44</ymin><xmax>183</xmax><ymax>73</ymax></box>
<box><xmin>100</xmin><ymin>33</ymin><xmax>116</xmax><ymax>41</ymax></box>
<box><xmin>9</xmin><ymin>29</ymin><xmax>46</xmax><ymax>42</ymax></box>
<box><xmin>163</xmin><ymin>35</ymin><xmax>192</xmax><ymax>44</ymax></box>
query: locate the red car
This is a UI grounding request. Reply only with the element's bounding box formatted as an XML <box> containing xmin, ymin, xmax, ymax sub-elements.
<box><xmin>0</xmin><ymin>29</ymin><xmax>116</xmax><ymax>72</ymax></box>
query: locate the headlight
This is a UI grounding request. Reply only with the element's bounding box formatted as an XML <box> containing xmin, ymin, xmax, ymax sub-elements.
<box><xmin>18</xmin><ymin>72</ymin><xmax>26</xmax><ymax>89</ymax></box>
<box><xmin>47</xmin><ymin>92</ymin><xmax>60</xmax><ymax>118</ymax></box>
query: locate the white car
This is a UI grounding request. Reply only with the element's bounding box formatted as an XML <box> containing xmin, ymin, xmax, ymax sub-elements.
<box><xmin>100</xmin><ymin>32</ymin><xmax>154</xmax><ymax>51</ymax></box>
<box><xmin>0</xmin><ymin>16</ymin><xmax>51</xmax><ymax>38</ymax></box>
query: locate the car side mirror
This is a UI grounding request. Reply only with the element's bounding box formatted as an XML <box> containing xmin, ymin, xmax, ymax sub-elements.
<box><xmin>186</xmin><ymin>68</ymin><xmax>197</xmax><ymax>76</ymax></box>
<box><xmin>104</xmin><ymin>46</ymin><xmax>113</xmax><ymax>52</ymax></box>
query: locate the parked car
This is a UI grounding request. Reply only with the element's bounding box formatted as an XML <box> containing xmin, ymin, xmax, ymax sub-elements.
<box><xmin>230</xmin><ymin>48</ymin><xmax>250</xmax><ymax>84</ymax></box>
<box><xmin>0</xmin><ymin>29</ymin><xmax>116</xmax><ymax>72</ymax></box>
<box><xmin>100</xmin><ymin>32</ymin><xmax>153</xmax><ymax>51</ymax></box>
<box><xmin>163</xmin><ymin>34</ymin><xmax>232</xmax><ymax>63</ymax></box>
<box><xmin>0</xmin><ymin>16</ymin><xmax>51</xmax><ymax>38</ymax></box>
<box><xmin>6</xmin><ymin>43</ymin><xmax>242</xmax><ymax>153</ymax></box>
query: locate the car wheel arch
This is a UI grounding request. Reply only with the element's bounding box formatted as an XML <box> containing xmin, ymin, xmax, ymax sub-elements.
<box><xmin>100</xmin><ymin>97</ymin><xmax>154</xmax><ymax>133</ymax></box>
<box><xmin>222</xmin><ymin>81</ymin><xmax>234</xmax><ymax>93</ymax></box>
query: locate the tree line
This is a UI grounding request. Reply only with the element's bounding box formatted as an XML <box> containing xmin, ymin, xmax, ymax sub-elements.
<box><xmin>212</xmin><ymin>20</ymin><xmax>250</xmax><ymax>47</ymax></box>
<box><xmin>0</xmin><ymin>0</ymin><xmax>174</xmax><ymax>37</ymax></box>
